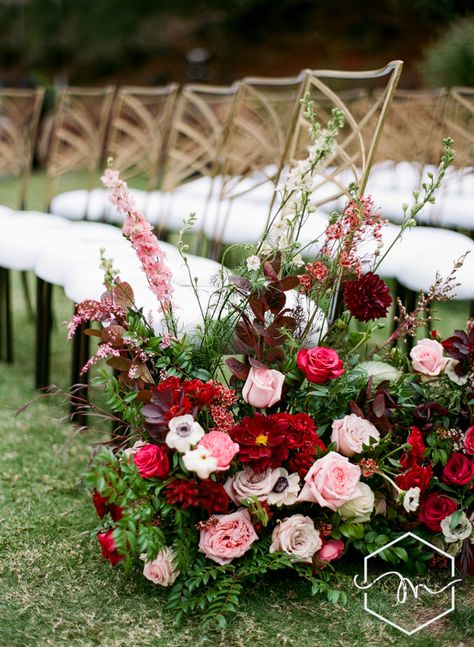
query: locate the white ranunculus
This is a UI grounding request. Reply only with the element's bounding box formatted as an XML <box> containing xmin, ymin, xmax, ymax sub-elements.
<box><xmin>338</xmin><ymin>482</ymin><xmax>375</xmax><ymax>523</ymax></box>
<box><xmin>441</xmin><ymin>511</ymin><xmax>473</xmax><ymax>543</ymax></box>
<box><xmin>224</xmin><ymin>466</ymin><xmax>280</xmax><ymax>505</ymax></box>
<box><xmin>331</xmin><ymin>414</ymin><xmax>380</xmax><ymax>457</ymax></box>
<box><xmin>444</xmin><ymin>359</ymin><xmax>468</xmax><ymax>386</ymax></box>
<box><xmin>182</xmin><ymin>446</ymin><xmax>218</xmax><ymax>479</ymax></box>
<box><xmin>267</xmin><ymin>469</ymin><xmax>300</xmax><ymax>506</ymax></box>
<box><xmin>358</xmin><ymin>361</ymin><xmax>401</xmax><ymax>384</ymax></box>
<box><xmin>270</xmin><ymin>514</ymin><xmax>322</xmax><ymax>562</ymax></box>
<box><xmin>140</xmin><ymin>547</ymin><xmax>179</xmax><ymax>586</ymax></box>
<box><xmin>165</xmin><ymin>415</ymin><xmax>205</xmax><ymax>453</ymax></box>
<box><xmin>403</xmin><ymin>487</ymin><xmax>420</xmax><ymax>513</ymax></box>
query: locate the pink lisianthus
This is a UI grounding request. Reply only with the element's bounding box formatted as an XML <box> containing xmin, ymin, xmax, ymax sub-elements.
<box><xmin>198</xmin><ymin>431</ymin><xmax>239</xmax><ymax>470</ymax></box>
<box><xmin>198</xmin><ymin>509</ymin><xmax>258</xmax><ymax>565</ymax></box>
<box><xmin>318</xmin><ymin>539</ymin><xmax>345</xmax><ymax>563</ymax></box>
<box><xmin>297</xmin><ymin>451</ymin><xmax>361</xmax><ymax>510</ymax></box>
<box><xmin>242</xmin><ymin>367</ymin><xmax>285</xmax><ymax>409</ymax></box>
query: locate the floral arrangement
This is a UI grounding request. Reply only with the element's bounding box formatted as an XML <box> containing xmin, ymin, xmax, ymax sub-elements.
<box><xmin>71</xmin><ymin>99</ymin><xmax>473</xmax><ymax>625</ymax></box>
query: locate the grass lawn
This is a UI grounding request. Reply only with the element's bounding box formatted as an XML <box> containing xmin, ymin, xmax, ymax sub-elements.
<box><xmin>0</xmin><ymin>177</ymin><xmax>473</xmax><ymax>646</ymax></box>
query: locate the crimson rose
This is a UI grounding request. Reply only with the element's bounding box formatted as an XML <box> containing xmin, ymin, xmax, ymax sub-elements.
<box><xmin>418</xmin><ymin>492</ymin><xmax>458</xmax><ymax>532</ymax></box>
<box><xmin>134</xmin><ymin>443</ymin><xmax>170</xmax><ymax>479</ymax></box>
<box><xmin>92</xmin><ymin>489</ymin><xmax>123</xmax><ymax>521</ymax></box>
<box><xmin>97</xmin><ymin>529</ymin><xmax>124</xmax><ymax>566</ymax></box>
<box><xmin>297</xmin><ymin>347</ymin><xmax>344</xmax><ymax>384</ymax></box>
<box><xmin>442</xmin><ymin>453</ymin><xmax>474</xmax><ymax>486</ymax></box>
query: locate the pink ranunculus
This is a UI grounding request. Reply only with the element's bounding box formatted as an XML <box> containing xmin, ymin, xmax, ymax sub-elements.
<box><xmin>318</xmin><ymin>539</ymin><xmax>345</xmax><ymax>563</ymax></box>
<box><xmin>198</xmin><ymin>431</ymin><xmax>239</xmax><ymax>470</ymax></box>
<box><xmin>242</xmin><ymin>367</ymin><xmax>285</xmax><ymax>409</ymax></box>
<box><xmin>410</xmin><ymin>339</ymin><xmax>448</xmax><ymax>377</ymax></box>
<box><xmin>297</xmin><ymin>451</ymin><xmax>361</xmax><ymax>511</ymax></box>
<box><xmin>331</xmin><ymin>414</ymin><xmax>380</xmax><ymax>457</ymax></box>
<box><xmin>464</xmin><ymin>426</ymin><xmax>474</xmax><ymax>456</ymax></box>
<box><xmin>199</xmin><ymin>509</ymin><xmax>258</xmax><ymax>565</ymax></box>
<box><xmin>297</xmin><ymin>347</ymin><xmax>344</xmax><ymax>384</ymax></box>
<box><xmin>140</xmin><ymin>547</ymin><xmax>179</xmax><ymax>587</ymax></box>
<box><xmin>133</xmin><ymin>443</ymin><xmax>170</xmax><ymax>480</ymax></box>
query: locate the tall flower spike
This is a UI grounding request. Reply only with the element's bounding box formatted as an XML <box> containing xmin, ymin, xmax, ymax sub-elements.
<box><xmin>101</xmin><ymin>167</ymin><xmax>174</xmax><ymax>309</ymax></box>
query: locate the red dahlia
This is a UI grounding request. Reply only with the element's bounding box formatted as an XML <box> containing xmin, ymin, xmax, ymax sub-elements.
<box><xmin>229</xmin><ymin>413</ymin><xmax>288</xmax><ymax>472</ymax></box>
<box><xmin>198</xmin><ymin>480</ymin><xmax>229</xmax><ymax>514</ymax></box>
<box><xmin>343</xmin><ymin>272</ymin><xmax>392</xmax><ymax>321</ymax></box>
<box><xmin>271</xmin><ymin>412</ymin><xmax>324</xmax><ymax>450</ymax></box>
<box><xmin>396</xmin><ymin>464</ymin><xmax>433</xmax><ymax>492</ymax></box>
<box><xmin>164</xmin><ymin>478</ymin><xmax>199</xmax><ymax>509</ymax></box>
<box><xmin>400</xmin><ymin>426</ymin><xmax>425</xmax><ymax>469</ymax></box>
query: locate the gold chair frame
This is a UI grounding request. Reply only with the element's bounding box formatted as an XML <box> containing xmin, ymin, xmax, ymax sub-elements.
<box><xmin>444</xmin><ymin>87</ymin><xmax>474</xmax><ymax>170</ymax></box>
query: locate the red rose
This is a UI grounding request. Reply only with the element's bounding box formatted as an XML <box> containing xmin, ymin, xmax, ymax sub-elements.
<box><xmin>297</xmin><ymin>347</ymin><xmax>344</xmax><ymax>384</ymax></box>
<box><xmin>92</xmin><ymin>490</ymin><xmax>123</xmax><ymax>521</ymax></box>
<box><xmin>183</xmin><ymin>379</ymin><xmax>216</xmax><ymax>406</ymax></box>
<box><xmin>418</xmin><ymin>492</ymin><xmax>458</xmax><ymax>532</ymax></box>
<box><xmin>396</xmin><ymin>464</ymin><xmax>433</xmax><ymax>492</ymax></box>
<box><xmin>464</xmin><ymin>427</ymin><xmax>474</xmax><ymax>456</ymax></box>
<box><xmin>134</xmin><ymin>443</ymin><xmax>170</xmax><ymax>479</ymax></box>
<box><xmin>97</xmin><ymin>529</ymin><xmax>124</xmax><ymax>566</ymax></box>
<box><xmin>442</xmin><ymin>453</ymin><xmax>474</xmax><ymax>486</ymax></box>
<box><xmin>400</xmin><ymin>426</ymin><xmax>425</xmax><ymax>469</ymax></box>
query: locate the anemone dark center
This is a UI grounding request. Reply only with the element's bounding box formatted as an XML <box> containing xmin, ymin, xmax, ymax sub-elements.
<box><xmin>273</xmin><ymin>477</ymin><xmax>289</xmax><ymax>493</ymax></box>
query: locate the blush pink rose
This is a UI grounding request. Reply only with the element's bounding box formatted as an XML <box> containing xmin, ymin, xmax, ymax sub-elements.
<box><xmin>199</xmin><ymin>509</ymin><xmax>258</xmax><ymax>565</ymax></box>
<box><xmin>297</xmin><ymin>347</ymin><xmax>344</xmax><ymax>384</ymax></box>
<box><xmin>141</xmin><ymin>547</ymin><xmax>179</xmax><ymax>587</ymax></box>
<box><xmin>318</xmin><ymin>539</ymin><xmax>345</xmax><ymax>562</ymax></box>
<box><xmin>242</xmin><ymin>367</ymin><xmax>285</xmax><ymax>409</ymax></box>
<box><xmin>270</xmin><ymin>514</ymin><xmax>322</xmax><ymax>562</ymax></box>
<box><xmin>297</xmin><ymin>451</ymin><xmax>361</xmax><ymax>510</ymax></box>
<box><xmin>198</xmin><ymin>431</ymin><xmax>239</xmax><ymax>470</ymax></box>
<box><xmin>331</xmin><ymin>414</ymin><xmax>380</xmax><ymax>457</ymax></box>
<box><xmin>464</xmin><ymin>426</ymin><xmax>474</xmax><ymax>456</ymax></box>
<box><xmin>410</xmin><ymin>339</ymin><xmax>448</xmax><ymax>377</ymax></box>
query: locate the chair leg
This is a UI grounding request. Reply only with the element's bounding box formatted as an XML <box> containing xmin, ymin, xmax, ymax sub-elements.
<box><xmin>35</xmin><ymin>278</ymin><xmax>53</xmax><ymax>389</ymax></box>
<box><xmin>20</xmin><ymin>271</ymin><xmax>35</xmax><ymax>322</ymax></box>
<box><xmin>404</xmin><ymin>288</ymin><xmax>417</xmax><ymax>353</ymax></box>
<box><xmin>70</xmin><ymin>316</ymin><xmax>90</xmax><ymax>427</ymax></box>
<box><xmin>0</xmin><ymin>267</ymin><xmax>14</xmax><ymax>363</ymax></box>
<box><xmin>470</xmin><ymin>300</ymin><xmax>474</xmax><ymax>320</ymax></box>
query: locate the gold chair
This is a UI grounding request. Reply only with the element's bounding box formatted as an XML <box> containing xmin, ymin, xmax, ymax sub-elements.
<box><xmin>0</xmin><ymin>88</ymin><xmax>45</xmax><ymax>364</ymax></box>
<box><xmin>45</xmin><ymin>85</ymin><xmax>116</xmax><ymax>211</ymax></box>
<box><xmin>444</xmin><ymin>87</ymin><xmax>474</xmax><ymax>170</ymax></box>
<box><xmin>106</xmin><ymin>84</ymin><xmax>179</xmax><ymax>190</ymax></box>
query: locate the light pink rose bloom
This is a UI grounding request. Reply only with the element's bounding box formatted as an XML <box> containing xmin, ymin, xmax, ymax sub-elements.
<box><xmin>199</xmin><ymin>509</ymin><xmax>258</xmax><ymax>565</ymax></box>
<box><xmin>242</xmin><ymin>367</ymin><xmax>285</xmax><ymax>409</ymax></box>
<box><xmin>270</xmin><ymin>514</ymin><xmax>322</xmax><ymax>562</ymax></box>
<box><xmin>410</xmin><ymin>338</ymin><xmax>449</xmax><ymax>377</ymax></box>
<box><xmin>198</xmin><ymin>431</ymin><xmax>239</xmax><ymax>470</ymax></box>
<box><xmin>297</xmin><ymin>451</ymin><xmax>361</xmax><ymax>510</ymax></box>
<box><xmin>140</xmin><ymin>547</ymin><xmax>179</xmax><ymax>586</ymax></box>
<box><xmin>331</xmin><ymin>414</ymin><xmax>380</xmax><ymax>457</ymax></box>
<box><xmin>318</xmin><ymin>539</ymin><xmax>345</xmax><ymax>562</ymax></box>
<box><xmin>224</xmin><ymin>466</ymin><xmax>279</xmax><ymax>505</ymax></box>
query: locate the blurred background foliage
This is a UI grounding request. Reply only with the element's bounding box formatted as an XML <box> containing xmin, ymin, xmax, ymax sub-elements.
<box><xmin>0</xmin><ymin>0</ymin><xmax>473</xmax><ymax>87</ymax></box>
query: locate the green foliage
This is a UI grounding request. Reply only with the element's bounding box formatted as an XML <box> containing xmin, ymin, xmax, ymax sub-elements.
<box><xmin>421</xmin><ymin>16</ymin><xmax>474</xmax><ymax>87</ymax></box>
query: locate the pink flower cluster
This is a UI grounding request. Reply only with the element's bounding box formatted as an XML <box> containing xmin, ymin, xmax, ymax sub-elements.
<box><xmin>102</xmin><ymin>168</ymin><xmax>174</xmax><ymax>308</ymax></box>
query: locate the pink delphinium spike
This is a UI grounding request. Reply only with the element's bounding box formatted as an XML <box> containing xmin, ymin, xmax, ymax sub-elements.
<box><xmin>101</xmin><ymin>167</ymin><xmax>173</xmax><ymax>309</ymax></box>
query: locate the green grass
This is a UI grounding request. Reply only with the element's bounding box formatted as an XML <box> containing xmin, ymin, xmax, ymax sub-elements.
<box><xmin>0</xmin><ymin>177</ymin><xmax>473</xmax><ymax>646</ymax></box>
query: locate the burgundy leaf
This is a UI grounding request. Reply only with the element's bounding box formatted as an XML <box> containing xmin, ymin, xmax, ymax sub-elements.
<box><xmin>279</xmin><ymin>275</ymin><xmax>300</xmax><ymax>291</ymax></box>
<box><xmin>113</xmin><ymin>282</ymin><xmax>135</xmax><ymax>309</ymax></box>
<box><xmin>263</xmin><ymin>261</ymin><xmax>279</xmax><ymax>282</ymax></box>
<box><xmin>349</xmin><ymin>401</ymin><xmax>365</xmax><ymax>418</ymax></box>
<box><xmin>373</xmin><ymin>392</ymin><xmax>386</xmax><ymax>418</ymax></box>
<box><xmin>226</xmin><ymin>357</ymin><xmax>250</xmax><ymax>380</ymax></box>
<box><xmin>264</xmin><ymin>285</ymin><xmax>286</xmax><ymax>314</ymax></box>
<box><xmin>249</xmin><ymin>295</ymin><xmax>267</xmax><ymax>322</ymax></box>
<box><xmin>248</xmin><ymin>357</ymin><xmax>267</xmax><ymax>370</ymax></box>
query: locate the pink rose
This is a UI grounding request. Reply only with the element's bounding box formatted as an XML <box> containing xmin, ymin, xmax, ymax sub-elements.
<box><xmin>199</xmin><ymin>509</ymin><xmax>258</xmax><ymax>565</ymax></box>
<box><xmin>410</xmin><ymin>339</ymin><xmax>448</xmax><ymax>377</ymax></box>
<box><xmin>141</xmin><ymin>547</ymin><xmax>179</xmax><ymax>587</ymax></box>
<box><xmin>134</xmin><ymin>443</ymin><xmax>170</xmax><ymax>479</ymax></box>
<box><xmin>297</xmin><ymin>451</ymin><xmax>361</xmax><ymax>510</ymax></box>
<box><xmin>318</xmin><ymin>539</ymin><xmax>345</xmax><ymax>563</ymax></box>
<box><xmin>242</xmin><ymin>367</ymin><xmax>285</xmax><ymax>409</ymax></box>
<box><xmin>464</xmin><ymin>427</ymin><xmax>474</xmax><ymax>456</ymax></box>
<box><xmin>270</xmin><ymin>514</ymin><xmax>322</xmax><ymax>562</ymax></box>
<box><xmin>297</xmin><ymin>347</ymin><xmax>344</xmax><ymax>384</ymax></box>
<box><xmin>198</xmin><ymin>431</ymin><xmax>239</xmax><ymax>470</ymax></box>
<box><xmin>331</xmin><ymin>414</ymin><xmax>380</xmax><ymax>457</ymax></box>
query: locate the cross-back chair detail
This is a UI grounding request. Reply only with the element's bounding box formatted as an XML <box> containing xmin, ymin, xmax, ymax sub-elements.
<box><xmin>160</xmin><ymin>83</ymin><xmax>239</xmax><ymax>193</ymax></box>
<box><xmin>105</xmin><ymin>84</ymin><xmax>179</xmax><ymax>189</ymax></box>
<box><xmin>45</xmin><ymin>86</ymin><xmax>116</xmax><ymax>209</ymax></box>
<box><xmin>0</xmin><ymin>88</ymin><xmax>45</xmax><ymax>209</ymax></box>
<box><xmin>285</xmin><ymin>60</ymin><xmax>404</xmax><ymax>207</ymax></box>
<box><xmin>444</xmin><ymin>87</ymin><xmax>474</xmax><ymax>170</ymax></box>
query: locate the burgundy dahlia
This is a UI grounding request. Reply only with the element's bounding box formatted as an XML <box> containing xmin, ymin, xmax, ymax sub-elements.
<box><xmin>343</xmin><ymin>272</ymin><xmax>392</xmax><ymax>321</ymax></box>
<box><xmin>198</xmin><ymin>480</ymin><xmax>229</xmax><ymax>514</ymax></box>
<box><xmin>164</xmin><ymin>478</ymin><xmax>199</xmax><ymax>509</ymax></box>
<box><xmin>229</xmin><ymin>413</ymin><xmax>288</xmax><ymax>472</ymax></box>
